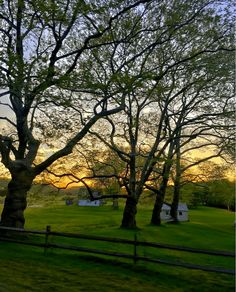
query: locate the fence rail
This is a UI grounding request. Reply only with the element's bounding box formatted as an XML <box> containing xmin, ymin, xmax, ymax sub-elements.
<box><xmin>0</xmin><ymin>225</ymin><xmax>234</xmax><ymax>275</ymax></box>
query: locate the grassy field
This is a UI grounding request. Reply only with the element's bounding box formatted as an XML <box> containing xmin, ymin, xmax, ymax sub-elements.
<box><xmin>0</xmin><ymin>203</ymin><xmax>235</xmax><ymax>291</ymax></box>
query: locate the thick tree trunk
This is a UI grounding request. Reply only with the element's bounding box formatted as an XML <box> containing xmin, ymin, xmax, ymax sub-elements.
<box><xmin>151</xmin><ymin>163</ymin><xmax>172</xmax><ymax>225</ymax></box>
<box><xmin>151</xmin><ymin>138</ymin><xmax>175</xmax><ymax>225</ymax></box>
<box><xmin>151</xmin><ymin>192</ymin><xmax>164</xmax><ymax>225</ymax></box>
<box><xmin>0</xmin><ymin>171</ymin><xmax>34</xmax><ymax>228</ymax></box>
<box><xmin>170</xmin><ymin>137</ymin><xmax>181</xmax><ymax>223</ymax></box>
<box><xmin>170</xmin><ymin>185</ymin><xmax>180</xmax><ymax>223</ymax></box>
<box><xmin>121</xmin><ymin>196</ymin><xmax>137</xmax><ymax>229</ymax></box>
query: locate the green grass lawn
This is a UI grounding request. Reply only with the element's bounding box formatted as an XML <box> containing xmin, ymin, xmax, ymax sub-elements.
<box><xmin>0</xmin><ymin>203</ymin><xmax>235</xmax><ymax>291</ymax></box>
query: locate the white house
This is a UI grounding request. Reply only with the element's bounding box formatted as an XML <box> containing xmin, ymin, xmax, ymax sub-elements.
<box><xmin>161</xmin><ymin>203</ymin><xmax>189</xmax><ymax>222</ymax></box>
<box><xmin>78</xmin><ymin>199</ymin><xmax>103</xmax><ymax>206</ymax></box>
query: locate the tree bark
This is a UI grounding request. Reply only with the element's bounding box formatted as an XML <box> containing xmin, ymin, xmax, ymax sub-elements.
<box><xmin>151</xmin><ymin>192</ymin><xmax>164</xmax><ymax>225</ymax></box>
<box><xmin>121</xmin><ymin>196</ymin><xmax>137</xmax><ymax>229</ymax></box>
<box><xmin>170</xmin><ymin>183</ymin><xmax>180</xmax><ymax>223</ymax></box>
<box><xmin>150</xmin><ymin>149</ymin><xmax>174</xmax><ymax>225</ymax></box>
<box><xmin>150</xmin><ymin>157</ymin><xmax>173</xmax><ymax>225</ymax></box>
<box><xmin>0</xmin><ymin>169</ymin><xmax>34</xmax><ymax>228</ymax></box>
<box><xmin>170</xmin><ymin>139</ymin><xmax>181</xmax><ymax>223</ymax></box>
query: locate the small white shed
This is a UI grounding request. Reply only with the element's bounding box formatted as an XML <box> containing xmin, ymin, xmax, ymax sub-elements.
<box><xmin>78</xmin><ymin>199</ymin><xmax>102</xmax><ymax>206</ymax></box>
<box><xmin>161</xmin><ymin>203</ymin><xmax>189</xmax><ymax>222</ymax></box>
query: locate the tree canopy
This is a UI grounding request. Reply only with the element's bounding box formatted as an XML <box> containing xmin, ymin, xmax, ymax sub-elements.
<box><xmin>0</xmin><ymin>0</ymin><xmax>234</xmax><ymax>228</ymax></box>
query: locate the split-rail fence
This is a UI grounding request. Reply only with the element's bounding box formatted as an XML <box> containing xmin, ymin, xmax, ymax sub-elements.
<box><xmin>0</xmin><ymin>225</ymin><xmax>234</xmax><ymax>275</ymax></box>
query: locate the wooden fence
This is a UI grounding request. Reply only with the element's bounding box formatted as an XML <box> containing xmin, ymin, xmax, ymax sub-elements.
<box><xmin>0</xmin><ymin>225</ymin><xmax>234</xmax><ymax>275</ymax></box>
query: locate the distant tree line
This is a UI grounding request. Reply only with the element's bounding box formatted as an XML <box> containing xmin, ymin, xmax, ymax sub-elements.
<box><xmin>188</xmin><ymin>180</ymin><xmax>235</xmax><ymax>211</ymax></box>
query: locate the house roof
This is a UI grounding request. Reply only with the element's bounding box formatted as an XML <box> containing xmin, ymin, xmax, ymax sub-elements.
<box><xmin>162</xmin><ymin>202</ymin><xmax>188</xmax><ymax>211</ymax></box>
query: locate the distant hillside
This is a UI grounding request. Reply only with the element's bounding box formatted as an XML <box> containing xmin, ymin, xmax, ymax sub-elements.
<box><xmin>0</xmin><ymin>178</ymin><xmax>79</xmax><ymax>196</ymax></box>
<box><xmin>0</xmin><ymin>179</ymin><xmax>81</xmax><ymax>206</ymax></box>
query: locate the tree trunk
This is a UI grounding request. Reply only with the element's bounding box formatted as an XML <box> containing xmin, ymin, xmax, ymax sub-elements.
<box><xmin>151</xmin><ymin>160</ymin><xmax>173</xmax><ymax>225</ymax></box>
<box><xmin>170</xmin><ymin>136</ymin><xmax>181</xmax><ymax>223</ymax></box>
<box><xmin>121</xmin><ymin>196</ymin><xmax>137</xmax><ymax>229</ymax></box>
<box><xmin>151</xmin><ymin>192</ymin><xmax>164</xmax><ymax>225</ymax></box>
<box><xmin>151</xmin><ymin>138</ymin><xmax>176</xmax><ymax>225</ymax></box>
<box><xmin>170</xmin><ymin>184</ymin><xmax>180</xmax><ymax>223</ymax></box>
<box><xmin>0</xmin><ymin>170</ymin><xmax>34</xmax><ymax>228</ymax></box>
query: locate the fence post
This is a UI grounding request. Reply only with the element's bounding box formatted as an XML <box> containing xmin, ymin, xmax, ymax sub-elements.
<box><xmin>44</xmin><ymin>225</ymin><xmax>51</xmax><ymax>255</ymax></box>
<box><xmin>134</xmin><ymin>233</ymin><xmax>138</xmax><ymax>264</ymax></box>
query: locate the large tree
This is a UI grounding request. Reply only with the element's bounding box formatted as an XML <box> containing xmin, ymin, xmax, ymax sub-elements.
<box><xmin>0</xmin><ymin>0</ymin><xmax>157</xmax><ymax>228</ymax></box>
<box><xmin>79</xmin><ymin>0</ymin><xmax>234</xmax><ymax>228</ymax></box>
